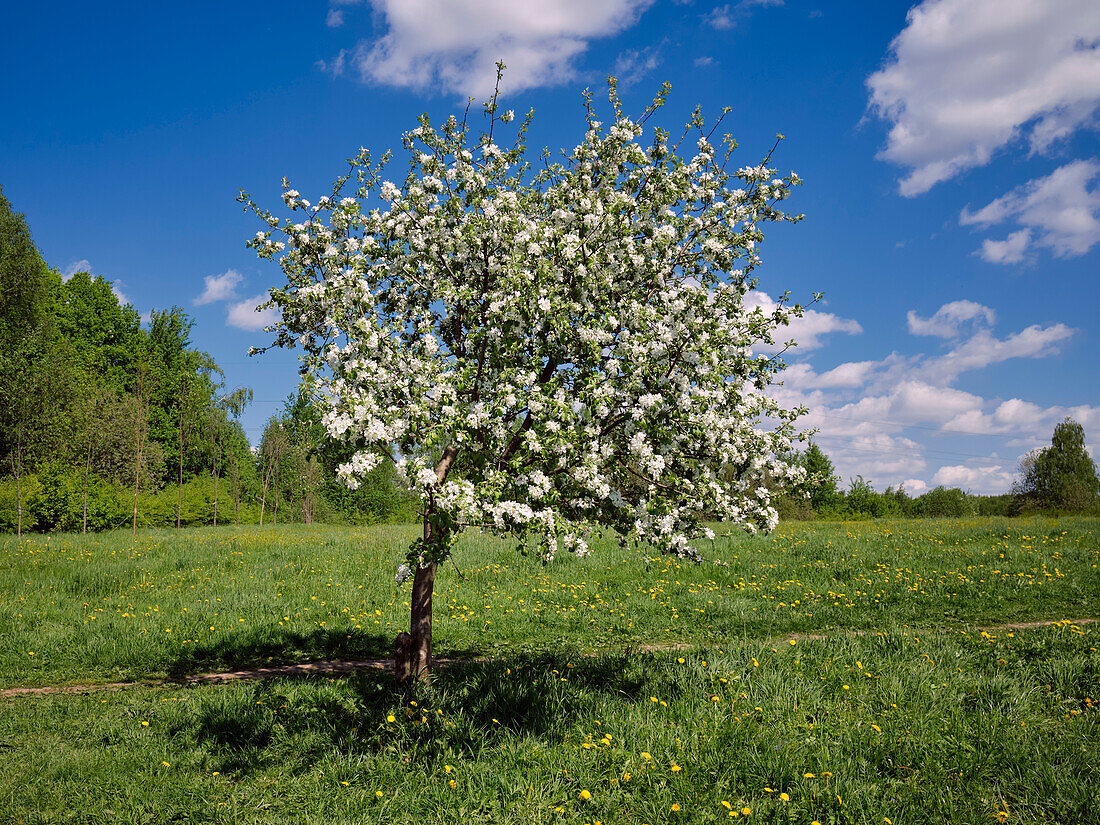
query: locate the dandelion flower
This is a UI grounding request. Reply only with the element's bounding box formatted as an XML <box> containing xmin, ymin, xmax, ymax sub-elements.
<box><xmin>641</xmin><ymin>752</ymin><xmax>652</xmax><ymax>761</ymax></box>
<box><xmin>742</xmin><ymin>807</ymin><xmax>752</xmax><ymax>816</ymax></box>
<box><xmin>671</xmin><ymin>763</ymin><xmax>682</xmax><ymax>772</ymax></box>
<box><xmin>804</xmin><ymin>772</ymin><xmax>815</xmax><ymax>778</ymax></box>
<box><xmin>449</xmin><ymin>779</ymin><xmax>457</xmax><ymax>788</ymax></box>
<box><xmin>678</xmin><ymin>657</ymin><xmax>685</xmax><ymax>664</ymax></box>
<box><xmin>444</xmin><ymin>765</ymin><xmax>453</xmax><ymax>773</ymax></box>
<box><xmin>376</xmin><ymin>791</ymin><xmax>384</xmax><ymax>798</ymax></box>
<box><xmin>579</xmin><ymin>790</ymin><xmax>592</xmax><ymax>801</ymax></box>
<box><xmin>386</xmin><ymin>715</ymin><xmax>396</xmax><ymax>723</ymax></box>
<box><xmin>779</xmin><ymin>793</ymin><xmax>789</xmax><ymax>802</ymax></box>
<box><xmin>141</xmin><ymin>721</ymin><xmax>149</xmax><ymax>727</ymax></box>
<box><xmin>671</xmin><ymin>803</ymin><xmax>681</xmax><ymax>811</ymax></box>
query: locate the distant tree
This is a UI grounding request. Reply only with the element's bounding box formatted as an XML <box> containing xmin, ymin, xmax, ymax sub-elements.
<box><xmin>0</xmin><ymin>185</ymin><xmax>68</xmax><ymax>536</ymax></box>
<box><xmin>258</xmin><ymin>417</ymin><xmax>289</xmax><ymax>526</ymax></box>
<box><xmin>802</xmin><ymin>443</ymin><xmax>840</xmax><ymax>513</ymax></box>
<box><xmin>912</xmin><ymin>486</ymin><xmax>973</xmax><ymax>518</ymax></box>
<box><xmin>1015</xmin><ymin>418</ymin><xmax>1099</xmax><ymax>511</ymax></box>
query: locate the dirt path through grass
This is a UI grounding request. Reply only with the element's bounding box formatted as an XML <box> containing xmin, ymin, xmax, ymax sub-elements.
<box><xmin>2</xmin><ymin>617</ymin><xmax>1095</xmax><ymax>699</ymax></box>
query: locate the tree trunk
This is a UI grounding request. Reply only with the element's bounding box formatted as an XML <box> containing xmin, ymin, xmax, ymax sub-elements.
<box><xmin>83</xmin><ymin>439</ymin><xmax>91</xmax><ymax>535</ymax></box>
<box><xmin>13</xmin><ymin>429</ymin><xmax>22</xmax><ymax>538</ymax></box>
<box><xmin>132</xmin><ymin>409</ymin><xmax>143</xmax><ymax>538</ymax></box>
<box><xmin>400</xmin><ymin>445</ymin><xmax>459</xmax><ymax>684</ymax></box>
<box><xmin>177</xmin><ymin>409</ymin><xmax>184</xmax><ymax>529</ymax></box>
<box><xmin>409</xmin><ymin>560</ymin><xmax>437</xmax><ymax>679</ymax></box>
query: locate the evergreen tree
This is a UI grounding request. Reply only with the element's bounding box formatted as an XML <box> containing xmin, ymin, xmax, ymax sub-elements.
<box><xmin>1016</xmin><ymin>418</ymin><xmax>1099</xmax><ymax>511</ymax></box>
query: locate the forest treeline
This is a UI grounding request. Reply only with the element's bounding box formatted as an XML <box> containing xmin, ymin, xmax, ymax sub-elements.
<box><xmin>2</xmin><ymin>186</ymin><xmax>1096</xmax><ymax>534</ymax></box>
<box><xmin>0</xmin><ymin>186</ymin><xmax>417</xmax><ymax>535</ymax></box>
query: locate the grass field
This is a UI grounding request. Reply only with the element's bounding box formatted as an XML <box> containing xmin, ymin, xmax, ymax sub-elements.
<box><xmin>1</xmin><ymin>518</ymin><xmax>1097</xmax><ymax>823</ymax></box>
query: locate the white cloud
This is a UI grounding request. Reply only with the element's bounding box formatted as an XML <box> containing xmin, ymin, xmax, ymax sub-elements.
<box><xmin>326</xmin><ymin>8</ymin><xmax>345</xmax><ymax>27</ymax></box>
<box><xmin>907</xmin><ymin>299</ymin><xmax>995</xmax><ymax>338</ymax></box>
<box><xmin>227</xmin><ymin>293</ymin><xmax>279</xmax><ymax>331</ymax></box>
<box><xmin>335</xmin><ymin>0</ymin><xmax>654</xmax><ymax>98</ymax></box>
<box><xmin>768</xmin><ymin>298</ymin><xmax>1094</xmax><ymax>494</ymax></box>
<box><xmin>977</xmin><ymin>229</ymin><xmax>1032</xmax><ymax>264</ymax></box>
<box><xmin>703</xmin><ymin>0</ymin><xmax>781</xmax><ymax>31</ymax></box>
<box><xmin>917</xmin><ymin>323</ymin><xmax>1074</xmax><ymax>385</ymax></box>
<box><xmin>932</xmin><ymin>463</ymin><xmax>1016</xmax><ymax>492</ymax></box>
<box><xmin>867</xmin><ymin>0</ymin><xmax>1100</xmax><ymax>195</ymax></box>
<box><xmin>694</xmin><ymin>56</ymin><xmax>714</xmax><ymax>68</ymax></box>
<box><xmin>195</xmin><ymin>269</ymin><xmax>244</xmax><ymax>306</ymax></box>
<box><xmin>62</xmin><ymin>259</ymin><xmax>93</xmax><ymax>280</ymax></box>
<box><xmin>613</xmin><ymin>43</ymin><xmax>662</xmax><ymax>85</ymax></box>
<box><xmin>110</xmin><ymin>282</ymin><xmax>130</xmax><ymax>306</ymax></box>
<box><xmin>746</xmin><ymin>291</ymin><xmax>862</xmax><ymax>351</ymax></box>
<box><xmin>961</xmin><ymin>159</ymin><xmax>1100</xmax><ymax>260</ymax></box>
<box><xmin>704</xmin><ymin>4</ymin><xmax>735</xmax><ymax>29</ymax></box>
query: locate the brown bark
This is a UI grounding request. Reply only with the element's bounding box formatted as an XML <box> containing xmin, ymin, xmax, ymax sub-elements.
<box><xmin>401</xmin><ymin>445</ymin><xmax>459</xmax><ymax>684</ymax></box>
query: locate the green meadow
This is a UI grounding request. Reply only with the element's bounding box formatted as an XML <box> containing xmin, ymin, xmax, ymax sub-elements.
<box><xmin>1</xmin><ymin>518</ymin><xmax>1097</xmax><ymax>824</ymax></box>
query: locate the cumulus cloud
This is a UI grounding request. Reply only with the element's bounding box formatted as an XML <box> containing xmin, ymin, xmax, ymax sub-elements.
<box><xmin>960</xmin><ymin>159</ymin><xmax>1100</xmax><ymax>261</ymax></box>
<box><xmin>330</xmin><ymin>0</ymin><xmax>654</xmax><ymax>98</ymax></box>
<box><xmin>907</xmin><ymin>299</ymin><xmax>995</xmax><ymax>338</ymax></box>
<box><xmin>867</xmin><ymin>0</ymin><xmax>1100</xmax><ymax>195</ymax></box>
<box><xmin>769</xmin><ymin>298</ymin><xmax>1093</xmax><ymax>494</ymax></box>
<box><xmin>932</xmin><ymin>463</ymin><xmax>1016</xmax><ymax>491</ymax></box>
<box><xmin>917</xmin><ymin>323</ymin><xmax>1075</xmax><ymax>385</ymax></box>
<box><xmin>227</xmin><ymin>293</ymin><xmax>279</xmax><ymax>332</ymax></box>
<box><xmin>194</xmin><ymin>269</ymin><xmax>244</xmax><ymax>306</ymax></box>
<box><xmin>746</xmin><ymin>291</ymin><xmax>862</xmax><ymax>351</ymax></box>
<box><xmin>326</xmin><ymin>8</ymin><xmax>345</xmax><ymax>27</ymax></box>
<box><xmin>977</xmin><ymin>229</ymin><xmax>1032</xmax><ymax>264</ymax></box>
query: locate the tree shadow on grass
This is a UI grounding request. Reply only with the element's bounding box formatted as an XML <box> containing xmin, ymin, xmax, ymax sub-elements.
<box><xmin>178</xmin><ymin>649</ymin><xmax>658</xmax><ymax>777</ymax></box>
<box><xmin>165</xmin><ymin>626</ymin><xmax>395</xmax><ymax>679</ymax></box>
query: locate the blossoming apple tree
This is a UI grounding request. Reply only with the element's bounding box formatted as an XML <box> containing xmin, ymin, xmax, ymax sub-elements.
<box><xmin>241</xmin><ymin>73</ymin><xmax>809</xmax><ymax>680</ymax></box>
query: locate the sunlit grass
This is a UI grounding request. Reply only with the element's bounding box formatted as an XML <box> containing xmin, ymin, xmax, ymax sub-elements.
<box><xmin>0</xmin><ymin>518</ymin><xmax>1096</xmax><ymax>688</ymax></box>
<box><xmin>0</xmin><ymin>517</ymin><xmax>1097</xmax><ymax>823</ymax></box>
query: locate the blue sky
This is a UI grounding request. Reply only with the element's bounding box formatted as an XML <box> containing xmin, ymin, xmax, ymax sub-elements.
<box><xmin>2</xmin><ymin>0</ymin><xmax>1097</xmax><ymax>494</ymax></box>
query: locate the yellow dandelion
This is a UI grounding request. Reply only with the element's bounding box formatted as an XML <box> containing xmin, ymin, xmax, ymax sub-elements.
<box><xmin>449</xmin><ymin>779</ymin><xmax>457</xmax><ymax>788</ymax></box>
<box><xmin>161</xmin><ymin>761</ymin><xmax>170</xmax><ymax>767</ymax></box>
<box><xmin>843</xmin><ymin>684</ymin><xmax>850</xmax><ymax>690</ymax></box>
<box><xmin>641</xmin><ymin>752</ymin><xmax>652</xmax><ymax>761</ymax></box>
<box><xmin>444</xmin><ymin>764</ymin><xmax>453</xmax><ymax>773</ymax></box>
<box><xmin>376</xmin><ymin>791</ymin><xmax>383</xmax><ymax>798</ymax></box>
<box><xmin>779</xmin><ymin>793</ymin><xmax>790</xmax><ymax>802</ymax></box>
<box><xmin>722</xmin><ymin>801</ymin><xmax>732</xmax><ymax>810</ymax></box>
<box><xmin>804</xmin><ymin>772</ymin><xmax>815</xmax><ymax>778</ymax></box>
<box><xmin>141</xmin><ymin>721</ymin><xmax>149</xmax><ymax>727</ymax></box>
<box><xmin>671</xmin><ymin>803</ymin><xmax>681</xmax><ymax>812</ymax></box>
<box><xmin>670</xmin><ymin>763</ymin><xmax>682</xmax><ymax>772</ymax></box>
<box><xmin>579</xmin><ymin>790</ymin><xmax>592</xmax><ymax>801</ymax></box>
<box><xmin>678</xmin><ymin>657</ymin><xmax>685</xmax><ymax>664</ymax></box>
<box><xmin>742</xmin><ymin>806</ymin><xmax>752</xmax><ymax>816</ymax></box>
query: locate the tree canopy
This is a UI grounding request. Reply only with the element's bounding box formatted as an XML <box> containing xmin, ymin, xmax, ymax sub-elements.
<box><xmin>244</xmin><ymin>73</ymin><xmax>810</xmax><ymax>677</ymax></box>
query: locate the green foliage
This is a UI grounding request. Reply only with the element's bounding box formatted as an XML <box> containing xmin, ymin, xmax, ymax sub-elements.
<box><xmin>912</xmin><ymin>486</ymin><xmax>975</xmax><ymax>518</ymax></box>
<box><xmin>1016</xmin><ymin>418</ymin><xmax>1100</xmax><ymax>512</ymax></box>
